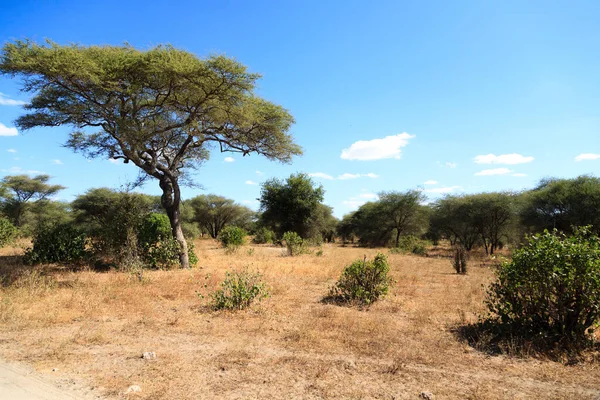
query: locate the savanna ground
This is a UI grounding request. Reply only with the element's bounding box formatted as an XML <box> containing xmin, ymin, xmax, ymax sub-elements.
<box><xmin>0</xmin><ymin>240</ymin><xmax>599</xmax><ymax>399</ymax></box>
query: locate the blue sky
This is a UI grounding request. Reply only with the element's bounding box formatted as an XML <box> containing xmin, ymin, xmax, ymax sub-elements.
<box><xmin>1</xmin><ymin>0</ymin><xmax>599</xmax><ymax>217</ymax></box>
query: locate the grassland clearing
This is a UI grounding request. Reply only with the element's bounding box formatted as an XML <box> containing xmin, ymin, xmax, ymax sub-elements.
<box><xmin>0</xmin><ymin>240</ymin><xmax>598</xmax><ymax>399</ymax></box>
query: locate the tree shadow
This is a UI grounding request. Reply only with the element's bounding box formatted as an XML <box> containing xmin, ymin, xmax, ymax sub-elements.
<box><xmin>452</xmin><ymin>320</ymin><xmax>600</xmax><ymax>364</ymax></box>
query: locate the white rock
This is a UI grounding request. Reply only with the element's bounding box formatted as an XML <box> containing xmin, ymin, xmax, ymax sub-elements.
<box><xmin>126</xmin><ymin>385</ymin><xmax>142</xmax><ymax>394</ymax></box>
<box><xmin>142</xmin><ymin>351</ymin><xmax>156</xmax><ymax>360</ymax></box>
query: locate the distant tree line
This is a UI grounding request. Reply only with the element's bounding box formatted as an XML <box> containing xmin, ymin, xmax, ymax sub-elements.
<box><xmin>1</xmin><ymin>173</ymin><xmax>600</xmax><ymax>264</ymax></box>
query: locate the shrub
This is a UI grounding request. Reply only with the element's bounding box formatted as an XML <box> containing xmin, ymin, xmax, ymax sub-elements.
<box><xmin>209</xmin><ymin>269</ymin><xmax>269</xmax><ymax>310</ymax></box>
<box><xmin>328</xmin><ymin>253</ymin><xmax>393</xmax><ymax>306</ymax></box>
<box><xmin>0</xmin><ymin>216</ymin><xmax>17</xmax><ymax>247</ymax></box>
<box><xmin>485</xmin><ymin>227</ymin><xmax>600</xmax><ymax>347</ymax></box>
<box><xmin>452</xmin><ymin>246</ymin><xmax>468</xmax><ymax>274</ymax></box>
<box><xmin>282</xmin><ymin>231</ymin><xmax>305</xmax><ymax>256</ymax></box>
<box><xmin>218</xmin><ymin>226</ymin><xmax>247</xmax><ymax>252</ymax></box>
<box><xmin>393</xmin><ymin>235</ymin><xmax>429</xmax><ymax>256</ymax></box>
<box><xmin>253</xmin><ymin>227</ymin><xmax>275</xmax><ymax>244</ymax></box>
<box><xmin>24</xmin><ymin>224</ymin><xmax>88</xmax><ymax>265</ymax></box>
<box><xmin>138</xmin><ymin>213</ymin><xmax>171</xmax><ymax>247</ymax></box>
<box><xmin>138</xmin><ymin>213</ymin><xmax>197</xmax><ymax>269</ymax></box>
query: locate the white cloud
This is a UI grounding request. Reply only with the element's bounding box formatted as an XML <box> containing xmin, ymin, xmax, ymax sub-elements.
<box><xmin>108</xmin><ymin>158</ymin><xmax>120</xmax><ymax>164</ymax></box>
<box><xmin>0</xmin><ymin>93</ymin><xmax>27</xmax><ymax>106</ymax></box>
<box><xmin>474</xmin><ymin>168</ymin><xmax>512</xmax><ymax>176</ymax></box>
<box><xmin>3</xmin><ymin>166</ymin><xmax>44</xmax><ymax>174</ymax></box>
<box><xmin>343</xmin><ymin>193</ymin><xmax>380</xmax><ymax>209</ymax></box>
<box><xmin>575</xmin><ymin>153</ymin><xmax>600</xmax><ymax>162</ymax></box>
<box><xmin>242</xmin><ymin>199</ymin><xmax>259</xmax><ymax>205</ymax></box>
<box><xmin>445</xmin><ymin>162</ymin><xmax>457</xmax><ymax>168</ymax></box>
<box><xmin>512</xmin><ymin>173</ymin><xmax>527</xmax><ymax>177</ymax></box>
<box><xmin>308</xmin><ymin>172</ymin><xmax>334</xmax><ymax>180</ymax></box>
<box><xmin>51</xmin><ymin>159</ymin><xmax>63</xmax><ymax>165</ymax></box>
<box><xmin>245</xmin><ymin>180</ymin><xmax>257</xmax><ymax>185</ymax></box>
<box><xmin>424</xmin><ymin>180</ymin><xmax>438</xmax><ymax>185</ymax></box>
<box><xmin>7</xmin><ymin>148</ymin><xmax>16</xmax><ymax>153</ymax></box>
<box><xmin>0</xmin><ymin>123</ymin><xmax>18</xmax><ymax>136</ymax></box>
<box><xmin>337</xmin><ymin>172</ymin><xmax>379</xmax><ymax>180</ymax></box>
<box><xmin>474</xmin><ymin>153</ymin><xmax>534</xmax><ymax>165</ymax></box>
<box><xmin>424</xmin><ymin>185</ymin><xmax>462</xmax><ymax>194</ymax></box>
<box><xmin>340</xmin><ymin>133</ymin><xmax>414</xmax><ymax>161</ymax></box>
<box><xmin>224</xmin><ymin>156</ymin><xmax>235</xmax><ymax>162</ymax></box>
<box><xmin>338</xmin><ymin>173</ymin><xmax>361</xmax><ymax>180</ymax></box>
<box><xmin>256</xmin><ymin>170</ymin><xmax>263</xmax><ymax>175</ymax></box>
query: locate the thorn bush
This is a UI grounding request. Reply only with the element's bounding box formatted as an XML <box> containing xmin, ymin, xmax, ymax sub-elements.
<box><xmin>282</xmin><ymin>231</ymin><xmax>305</xmax><ymax>256</ymax></box>
<box><xmin>328</xmin><ymin>253</ymin><xmax>393</xmax><ymax>306</ymax></box>
<box><xmin>208</xmin><ymin>269</ymin><xmax>270</xmax><ymax>310</ymax></box>
<box><xmin>485</xmin><ymin>227</ymin><xmax>600</xmax><ymax>348</ymax></box>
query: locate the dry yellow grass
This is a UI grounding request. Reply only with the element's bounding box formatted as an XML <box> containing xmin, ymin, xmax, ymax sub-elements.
<box><xmin>0</xmin><ymin>239</ymin><xmax>599</xmax><ymax>399</ymax></box>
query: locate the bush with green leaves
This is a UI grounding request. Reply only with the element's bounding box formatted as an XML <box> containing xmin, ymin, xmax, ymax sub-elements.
<box><xmin>209</xmin><ymin>269</ymin><xmax>270</xmax><ymax>310</ymax></box>
<box><xmin>282</xmin><ymin>231</ymin><xmax>305</xmax><ymax>256</ymax></box>
<box><xmin>138</xmin><ymin>213</ymin><xmax>197</xmax><ymax>268</ymax></box>
<box><xmin>0</xmin><ymin>216</ymin><xmax>17</xmax><ymax>247</ymax></box>
<box><xmin>329</xmin><ymin>253</ymin><xmax>393</xmax><ymax>306</ymax></box>
<box><xmin>253</xmin><ymin>227</ymin><xmax>275</xmax><ymax>244</ymax></box>
<box><xmin>218</xmin><ymin>225</ymin><xmax>247</xmax><ymax>252</ymax></box>
<box><xmin>486</xmin><ymin>227</ymin><xmax>600</xmax><ymax>346</ymax></box>
<box><xmin>24</xmin><ymin>224</ymin><xmax>88</xmax><ymax>265</ymax></box>
<box><xmin>390</xmin><ymin>235</ymin><xmax>429</xmax><ymax>256</ymax></box>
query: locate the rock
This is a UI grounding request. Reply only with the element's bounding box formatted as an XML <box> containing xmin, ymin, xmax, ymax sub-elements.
<box><xmin>142</xmin><ymin>351</ymin><xmax>156</xmax><ymax>360</ymax></box>
<box><xmin>126</xmin><ymin>385</ymin><xmax>142</xmax><ymax>394</ymax></box>
<box><xmin>420</xmin><ymin>392</ymin><xmax>433</xmax><ymax>400</ymax></box>
<box><xmin>51</xmin><ymin>368</ymin><xmax>58</xmax><ymax>372</ymax></box>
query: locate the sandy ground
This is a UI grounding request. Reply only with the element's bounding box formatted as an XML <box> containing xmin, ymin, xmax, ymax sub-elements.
<box><xmin>0</xmin><ymin>358</ymin><xmax>101</xmax><ymax>399</ymax></box>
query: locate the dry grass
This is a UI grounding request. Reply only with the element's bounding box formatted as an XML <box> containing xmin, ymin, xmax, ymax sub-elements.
<box><xmin>0</xmin><ymin>239</ymin><xmax>599</xmax><ymax>399</ymax></box>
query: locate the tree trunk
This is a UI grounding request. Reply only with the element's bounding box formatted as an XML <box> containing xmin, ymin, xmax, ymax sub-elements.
<box><xmin>395</xmin><ymin>229</ymin><xmax>401</xmax><ymax>248</ymax></box>
<box><xmin>159</xmin><ymin>177</ymin><xmax>190</xmax><ymax>269</ymax></box>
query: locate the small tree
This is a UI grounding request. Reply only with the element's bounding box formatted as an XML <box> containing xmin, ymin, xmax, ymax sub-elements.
<box><xmin>282</xmin><ymin>231</ymin><xmax>304</xmax><ymax>256</ymax></box>
<box><xmin>486</xmin><ymin>227</ymin><xmax>600</xmax><ymax>346</ymax></box>
<box><xmin>259</xmin><ymin>173</ymin><xmax>325</xmax><ymax>239</ymax></box>
<box><xmin>0</xmin><ymin>174</ymin><xmax>64</xmax><ymax>227</ymax></box>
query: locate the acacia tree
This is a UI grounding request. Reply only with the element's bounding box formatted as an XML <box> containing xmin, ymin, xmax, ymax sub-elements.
<box><xmin>188</xmin><ymin>194</ymin><xmax>254</xmax><ymax>238</ymax></box>
<box><xmin>0</xmin><ymin>174</ymin><xmax>65</xmax><ymax>227</ymax></box>
<box><xmin>0</xmin><ymin>40</ymin><xmax>300</xmax><ymax>268</ymax></box>
<box><xmin>379</xmin><ymin>190</ymin><xmax>427</xmax><ymax>248</ymax></box>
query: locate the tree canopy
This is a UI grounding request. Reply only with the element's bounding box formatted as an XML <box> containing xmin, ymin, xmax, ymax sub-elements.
<box><xmin>0</xmin><ymin>174</ymin><xmax>65</xmax><ymax>227</ymax></box>
<box><xmin>187</xmin><ymin>194</ymin><xmax>255</xmax><ymax>239</ymax></box>
<box><xmin>0</xmin><ymin>40</ymin><xmax>301</xmax><ymax>267</ymax></box>
<box><xmin>259</xmin><ymin>173</ymin><xmax>328</xmax><ymax>239</ymax></box>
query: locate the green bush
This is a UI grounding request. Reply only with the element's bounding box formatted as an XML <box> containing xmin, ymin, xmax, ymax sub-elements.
<box><xmin>138</xmin><ymin>213</ymin><xmax>197</xmax><ymax>269</ymax></box>
<box><xmin>486</xmin><ymin>227</ymin><xmax>600</xmax><ymax>346</ymax></box>
<box><xmin>329</xmin><ymin>253</ymin><xmax>393</xmax><ymax>306</ymax></box>
<box><xmin>209</xmin><ymin>269</ymin><xmax>270</xmax><ymax>310</ymax></box>
<box><xmin>253</xmin><ymin>227</ymin><xmax>275</xmax><ymax>244</ymax></box>
<box><xmin>138</xmin><ymin>213</ymin><xmax>171</xmax><ymax>247</ymax></box>
<box><xmin>25</xmin><ymin>224</ymin><xmax>88</xmax><ymax>265</ymax></box>
<box><xmin>0</xmin><ymin>216</ymin><xmax>17</xmax><ymax>247</ymax></box>
<box><xmin>218</xmin><ymin>225</ymin><xmax>247</xmax><ymax>252</ymax></box>
<box><xmin>391</xmin><ymin>235</ymin><xmax>429</xmax><ymax>256</ymax></box>
<box><xmin>282</xmin><ymin>231</ymin><xmax>305</xmax><ymax>256</ymax></box>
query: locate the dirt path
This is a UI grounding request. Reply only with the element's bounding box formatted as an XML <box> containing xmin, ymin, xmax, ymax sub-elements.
<box><xmin>0</xmin><ymin>359</ymin><xmax>100</xmax><ymax>400</ymax></box>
